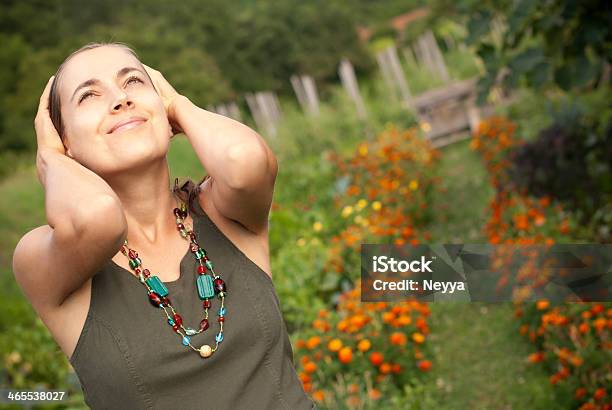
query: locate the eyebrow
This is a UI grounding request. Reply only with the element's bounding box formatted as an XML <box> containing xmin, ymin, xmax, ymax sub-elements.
<box><xmin>70</xmin><ymin>66</ymin><xmax>145</xmax><ymax>102</ymax></box>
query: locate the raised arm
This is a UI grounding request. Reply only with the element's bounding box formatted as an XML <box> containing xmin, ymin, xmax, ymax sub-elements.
<box><xmin>144</xmin><ymin>65</ymin><xmax>278</xmax><ymax>234</ymax></box>
<box><xmin>12</xmin><ymin>77</ymin><xmax>128</xmax><ymax>314</ymax></box>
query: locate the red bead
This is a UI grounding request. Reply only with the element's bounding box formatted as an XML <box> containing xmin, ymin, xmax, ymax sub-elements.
<box><xmin>128</xmin><ymin>249</ymin><xmax>138</xmax><ymax>259</ymax></box>
<box><xmin>218</xmin><ymin>316</ymin><xmax>225</xmax><ymax>323</ymax></box>
<box><xmin>161</xmin><ymin>296</ymin><xmax>171</xmax><ymax>306</ymax></box>
<box><xmin>197</xmin><ymin>265</ymin><xmax>206</xmax><ymax>274</ymax></box>
<box><xmin>143</xmin><ymin>269</ymin><xmax>151</xmax><ymax>278</ymax></box>
<box><xmin>203</xmin><ymin>299</ymin><xmax>211</xmax><ymax>309</ymax></box>
<box><xmin>173</xmin><ymin>313</ymin><xmax>183</xmax><ymax>326</ymax></box>
<box><xmin>148</xmin><ymin>292</ymin><xmax>162</xmax><ymax>307</ymax></box>
<box><xmin>189</xmin><ymin>232</ymin><xmax>196</xmax><ymax>241</ymax></box>
<box><xmin>190</xmin><ymin>243</ymin><xmax>200</xmax><ymax>253</ymax></box>
<box><xmin>134</xmin><ymin>268</ymin><xmax>141</xmax><ymax>274</ymax></box>
<box><xmin>213</xmin><ymin>278</ymin><xmax>226</xmax><ymax>293</ymax></box>
<box><xmin>172</xmin><ymin>323</ymin><xmax>180</xmax><ymax>332</ymax></box>
<box><xmin>177</xmin><ymin>223</ymin><xmax>185</xmax><ymax>230</ymax></box>
<box><xmin>199</xmin><ymin>319</ymin><xmax>209</xmax><ymax>331</ymax></box>
<box><xmin>173</xmin><ymin>208</ymin><xmax>181</xmax><ymax>217</ymax></box>
<box><xmin>203</xmin><ymin>256</ymin><xmax>209</xmax><ymax>262</ymax></box>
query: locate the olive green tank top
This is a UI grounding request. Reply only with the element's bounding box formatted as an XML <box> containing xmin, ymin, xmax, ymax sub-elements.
<box><xmin>69</xmin><ymin>195</ymin><xmax>316</xmax><ymax>410</ymax></box>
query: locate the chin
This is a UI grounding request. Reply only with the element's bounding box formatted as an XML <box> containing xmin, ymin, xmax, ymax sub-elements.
<box><xmin>89</xmin><ymin>135</ymin><xmax>170</xmax><ymax>176</ymax></box>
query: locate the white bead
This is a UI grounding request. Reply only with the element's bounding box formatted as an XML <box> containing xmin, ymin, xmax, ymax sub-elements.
<box><xmin>199</xmin><ymin>344</ymin><xmax>212</xmax><ymax>358</ymax></box>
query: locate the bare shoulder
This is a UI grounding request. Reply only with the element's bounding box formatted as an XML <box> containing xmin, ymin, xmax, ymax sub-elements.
<box><xmin>197</xmin><ymin>177</ymin><xmax>273</xmax><ymax>280</ymax></box>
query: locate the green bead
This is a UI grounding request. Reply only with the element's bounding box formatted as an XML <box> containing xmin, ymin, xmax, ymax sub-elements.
<box><xmin>146</xmin><ymin>276</ymin><xmax>169</xmax><ymax>297</ymax></box>
<box><xmin>195</xmin><ymin>249</ymin><xmax>205</xmax><ymax>260</ymax></box>
<box><xmin>129</xmin><ymin>258</ymin><xmax>141</xmax><ymax>269</ymax></box>
<box><xmin>205</xmin><ymin>260</ymin><xmax>214</xmax><ymax>271</ymax></box>
<box><xmin>197</xmin><ymin>275</ymin><xmax>215</xmax><ymax>299</ymax></box>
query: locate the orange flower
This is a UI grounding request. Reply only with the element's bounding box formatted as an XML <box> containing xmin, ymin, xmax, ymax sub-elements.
<box><xmin>578</xmin><ymin>322</ymin><xmax>589</xmax><ymax>334</ymax></box>
<box><xmin>513</xmin><ymin>214</ymin><xmax>529</xmax><ymax>230</ymax></box>
<box><xmin>390</xmin><ymin>332</ymin><xmax>407</xmax><ymax>346</ymax></box>
<box><xmin>357</xmin><ymin>339</ymin><xmax>371</xmax><ymax>352</ymax></box>
<box><xmin>536</xmin><ymin>300</ymin><xmax>550</xmax><ymax>310</ymax></box>
<box><xmin>306</xmin><ymin>336</ymin><xmax>321</xmax><ymax>350</ymax></box>
<box><xmin>575</xmin><ymin>387</ymin><xmax>587</xmax><ymax>399</ymax></box>
<box><xmin>304</xmin><ymin>361</ymin><xmax>317</xmax><ymax>374</ymax></box>
<box><xmin>593</xmin><ymin>317</ymin><xmax>606</xmax><ymax>332</ymax></box>
<box><xmin>528</xmin><ymin>352</ymin><xmax>544</xmax><ymax>363</ymax></box>
<box><xmin>391</xmin><ymin>363</ymin><xmax>401</xmax><ymax>374</ymax></box>
<box><xmin>569</xmin><ymin>355</ymin><xmax>583</xmax><ymax>367</ymax></box>
<box><xmin>382</xmin><ymin>311</ymin><xmax>395</xmax><ymax>324</ymax></box>
<box><xmin>559</xmin><ymin>219</ymin><xmax>570</xmax><ymax>234</ymax></box>
<box><xmin>591</xmin><ymin>304</ymin><xmax>604</xmax><ymax>315</ymax></box>
<box><xmin>368</xmin><ymin>388</ymin><xmax>382</xmax><ymax>400</ymax></box>
<box><xmin>338</xmin><ymin>347</ymin><xmax>353</xmax><ymax>364</ymax></box>
<box><xmin>328</xmin><ymin>338</ymin><xmax>343</xmax><ymax>352</ymax></box>
<box><xmin>396</xmin><ymin>315</ymin><xmax>412</xmax><ymax>326</ymax></box>
<box><xmin>379</xmin><ymin>362</ymin><xmax>392</xmax><ymax>374</ymax></box>
<box><xmin>412</xmin><ymin>332</ymin><xmax>425</xmax><ymax>344</ymax></box>
<box><xmin>299</xmin><ymin>373</ymin><xmax>311</xmax><ymax>384</ymax></box>
<box><xmin>369</xmin><ymin>352</ymin><xmax>384</xmax><ymax>366</ymax></box>
<box><xmin>337</xmin><ymin>320</ymin><xmax>349</xmax><ymax>332</ymax></box>
<box><xmin>312</xmin><ymin>390</ymin><xmax>325</xmax><ymax>402</ymax></box>
<box><xmin>417</xmin><ymin>360</ymin><xmax>432</xmax><ymax>371</ymax></box>
<box><xmin>348</xmin><ymin>383</ymin><xmax>359</xmax><ymax>394</ymax></box>
<box><xmin>593</xmin><ymin>387</ymin><xmax>606</xmax><ymax>400</ymax></box>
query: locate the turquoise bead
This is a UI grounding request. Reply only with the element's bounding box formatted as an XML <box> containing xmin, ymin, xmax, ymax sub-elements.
<box><xmin>185</xmin><ymin>328</ymin><xmax>197</xmax><ymax>336</ymax></box>
<box><xmin>197</xmin><ymin>275</ymin><xmax>215</xmax><ymax>299</ymax></box>
<box><xmin>218</xmin><ymin>307</ymin><xmax>226</xmax><ymax>316</ymax></box>
<box><xmin>168</xmin><ymin>318</ymin><xmax>175</xmax><ymax>325</ymax></box>
<box><xmin>146</xmin><ymin>276</ymin><xmax>169</xmax><ymax>297</ymax></box>
<box><xmin>182</xmin><ymin>336</ymin><xmax>190</xmax><ymax>346</ymax></box>
<box><xmin>129</xmin><ymin>258</ymin><xmax>142</xmax><ymax>269</ymax></box>
<box><xmin>215</xmin><ymin>333</ymin><xmax>224</xmax><ymax>343</ymax></box>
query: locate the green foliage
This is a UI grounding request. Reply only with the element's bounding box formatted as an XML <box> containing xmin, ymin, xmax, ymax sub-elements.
<box><xmin>508</xmin><ymin>98</ymin><xmax>612</xmax><ymax>241</ymax></box>
<box><xmin>0</xmin><ymin>0</ymin><xmax>372</xmax><ymax>161</ymax></box>
<box><xmin>430</xmin><ymin>0</ymin><xmax>610</xmax><ymax>101</ymax></box>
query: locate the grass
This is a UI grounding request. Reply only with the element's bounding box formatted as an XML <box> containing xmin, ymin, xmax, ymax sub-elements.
<box><xmin>426</xmin><ymin>303</ymin><xmax>564</xmax><ymax>409</ymax></box>
<box><xmin>413</xmin><ymin>138</ymin><xmax>565</xmax><ymax>409</ymax></box>
<box><xmin>427</xmin><ymin>136</ymin><xmax>494</xmax><ymax>244</ymax></box>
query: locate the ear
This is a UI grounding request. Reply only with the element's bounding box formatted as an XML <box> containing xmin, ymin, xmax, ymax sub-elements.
<box><xmin>63</xmin><ymin>139</ymin><xmax>74</xmax><ymax>158</ymax></box>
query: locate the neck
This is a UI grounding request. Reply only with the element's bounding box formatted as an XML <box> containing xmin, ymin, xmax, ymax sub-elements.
<box><xmin>105</xmin><ymin>157</ymin><xmax>179</xmax><ymax>247</ymax></box>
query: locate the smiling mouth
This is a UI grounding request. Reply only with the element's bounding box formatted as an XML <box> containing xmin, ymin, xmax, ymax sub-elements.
<box><xmin>109</xmin><ymin>119</ymin><xmax>147</xmax><ymax>134</ymax></box>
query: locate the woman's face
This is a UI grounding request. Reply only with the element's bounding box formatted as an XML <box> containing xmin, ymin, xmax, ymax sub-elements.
<box><xmin>58</xmin><ymin>46</ymin><xmax>172</xmax><ymax>176</ymax></box>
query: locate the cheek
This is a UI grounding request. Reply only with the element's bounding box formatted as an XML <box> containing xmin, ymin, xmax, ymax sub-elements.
<box><xmin>64</xmin><ymin>105</ymin><xmax>104</xmax><ymax>139</ymax></box>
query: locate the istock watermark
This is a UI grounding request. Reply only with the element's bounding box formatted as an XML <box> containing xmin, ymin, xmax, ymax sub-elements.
<box><xmin>360</xmin><ymin>244</ymin><xmax>611</xmax><ymax>303</ymax></box>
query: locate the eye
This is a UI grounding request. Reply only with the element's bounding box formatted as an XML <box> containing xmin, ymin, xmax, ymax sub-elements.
<box><xmin>125</xmin><ymin>76</ymin><xmax>144</xmax><ymax>86</ymax></box>
<box><xmin>78</xmin><ymin>91</ymin><xmax>95</xmax><ymax>103</ymax></box>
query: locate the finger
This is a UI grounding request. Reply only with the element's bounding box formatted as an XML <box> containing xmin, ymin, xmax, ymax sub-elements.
<box><xmin>37</xmin><ymin>76</ymin><xmax>55</xmax><ymax>115</ymax></box>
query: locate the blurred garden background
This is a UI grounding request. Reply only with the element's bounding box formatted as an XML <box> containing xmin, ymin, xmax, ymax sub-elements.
<box><xmin>0</xmin><ymin>0</ymin><xmax>610</xmax><ymax>409</ymax></box>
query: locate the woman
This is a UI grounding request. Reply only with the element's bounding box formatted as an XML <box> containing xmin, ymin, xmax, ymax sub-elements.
<box><xmin>12</xmin><ymin>42</ymin><xmax>316</xmax><ymax>410</ymax></box>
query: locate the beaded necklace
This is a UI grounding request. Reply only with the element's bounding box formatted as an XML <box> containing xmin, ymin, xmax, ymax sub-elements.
<box><xmin>120</xmin><ymin>200</ymin><xmax>227</xmax><ymax>359</ymax></box>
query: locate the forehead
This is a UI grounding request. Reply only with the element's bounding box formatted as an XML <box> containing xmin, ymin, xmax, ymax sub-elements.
<box><xmin>60</xmin><ymin>46</ymin><xmax>142</xmax><ymax>99</ymax></box>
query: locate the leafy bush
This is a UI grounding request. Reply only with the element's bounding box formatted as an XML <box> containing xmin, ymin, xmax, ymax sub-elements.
<box><xmin>508</xmin><ymin>106</ymin><xmax>611</xmax><ymax>242</ymax></box>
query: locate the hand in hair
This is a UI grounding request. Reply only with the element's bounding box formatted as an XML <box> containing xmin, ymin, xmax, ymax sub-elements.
<box><xmin>35</xmin><ymin>76</ymin><xmax>66</xmax><ymax>156</ymax></box>
<box><xmin>142</xmin><ymin>64</ymin><xmax>184</xmax><ymax>136</ymax></box>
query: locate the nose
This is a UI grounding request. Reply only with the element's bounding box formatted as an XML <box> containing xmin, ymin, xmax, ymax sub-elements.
<box><xmin>111</xmin><ymin>92</ymin><xmax>134</xmax><ymax>112</ymax></box>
